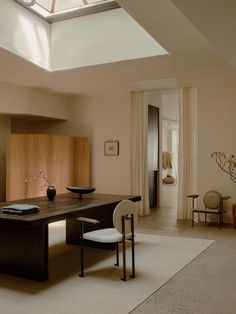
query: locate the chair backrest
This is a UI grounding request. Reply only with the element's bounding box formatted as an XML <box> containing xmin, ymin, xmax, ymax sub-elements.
<box><xmin>203</xmin><ymin>190</ymin><xmax>222</xmax><ymax>209</ymax></box>
<box><xmin>113</xmin><ymin>200</ymin><xmax>138</xmax><ymax>235</ymax></box>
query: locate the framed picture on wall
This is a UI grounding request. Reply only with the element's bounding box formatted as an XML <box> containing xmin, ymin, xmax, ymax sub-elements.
<box><xmin>104</xmin><ymin>141</ymin><xmax>119</xmax><ymax>156</ymax></box>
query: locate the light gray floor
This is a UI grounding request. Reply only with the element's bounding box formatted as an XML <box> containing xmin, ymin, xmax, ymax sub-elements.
<box><xmin>133</xmin><ymin>184</ymin><xmax>236</xmax><ymax>314</ymax></box>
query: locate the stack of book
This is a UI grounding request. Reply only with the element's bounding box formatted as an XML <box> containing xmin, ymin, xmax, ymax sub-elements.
<box><xmin>2</xmin><ymin>204</ymin><xmax>40</xmax><ymax>215</ymax></box>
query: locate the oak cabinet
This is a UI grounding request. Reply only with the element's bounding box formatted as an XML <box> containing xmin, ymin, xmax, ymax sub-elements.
<box><xmin>6</xmin><ymin>134</ymin><xmax>89</xmax><ymax>201</ymax></box>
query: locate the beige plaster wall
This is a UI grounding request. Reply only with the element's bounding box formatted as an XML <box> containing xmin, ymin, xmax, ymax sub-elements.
<box><xmin>0</xmin><ymin>82</ymin><xmax>69</xmax><ymax>120</ymax></box>
<box><xmin>70</xmin><ymin>93</ymin><xmax>131</xmax><ymax>194</ymax></box>
<box><xmin>197</xmin><ymin>84</ymin><xmax>236</xmax><ymax>221</ymax></box>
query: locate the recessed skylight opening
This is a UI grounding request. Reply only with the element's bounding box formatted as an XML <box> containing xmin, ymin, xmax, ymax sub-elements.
<box><xmin>18</xmin><ymin>0</ymin><xmax>36</xmax><ymax>6</ymax></box>
<box><xmin>16</xmin><ymin>0</ymin><xmax>120</xmax><ymax>22</ymax></box>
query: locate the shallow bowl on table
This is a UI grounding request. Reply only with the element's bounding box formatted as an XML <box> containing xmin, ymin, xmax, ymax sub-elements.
<box><xmin>66</xmin><ymin>187</ymin><xmax>95</xmax><ymax>199</ymax></box>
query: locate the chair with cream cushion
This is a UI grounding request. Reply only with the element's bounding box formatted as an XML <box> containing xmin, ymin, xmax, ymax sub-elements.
<box><xmin>187</xmin><ymin>190</ymin><xmax>230</xmax><ymax>228</ymax></box>
<box><xmin>77</xmin><ymin>199</ymin><xmax>137</xmax><ymax>281</ymax></box>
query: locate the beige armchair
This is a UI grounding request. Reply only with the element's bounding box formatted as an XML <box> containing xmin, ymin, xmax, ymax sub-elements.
<box><xmin>187</xmin><ymin>191</ymin><xmax>231</xmax><ymax>228</ymax></box>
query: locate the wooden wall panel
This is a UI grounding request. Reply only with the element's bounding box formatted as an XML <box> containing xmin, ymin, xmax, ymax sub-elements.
<box><xmin>7</xmin><ymin>134</ymin><xmax>27</xmax><ymax>201</ymax></box>
<box><xmin>6</xmin><ymin>134</ymin><xmax>89</xmax><ymax>201</ymax></box>
<box><xmin>74</xmin><ymin>137</ymin><xmax>90</xmax><ymax>187</ymax></box>
<box><xmin>25</xmin><ymin>134</ymin><xmax>51</xmax><ymax>199</ymax></box>
<box><xmin>50</xmin><ymin>136</ymin><xmax>75</xmax><ymax>194</ymax></box>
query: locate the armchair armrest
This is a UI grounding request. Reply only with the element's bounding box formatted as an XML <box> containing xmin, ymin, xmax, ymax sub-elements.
<box><xmin>187</xmin><ymin>194</ymin><xmax>199</xmax><ymax>209</ymax></box>
<box><xmin>220</xmin><ymin>196</ymin><xmax>231</xmax><ymax>201</ymax></box>
<box><xmin>77</xmin><ymin>217</ymin><xmax>100</xmax><ymax>224</ymax></box>
<box><xmin>220</xmin><ymin>196</ymin><xmax>231</xmax><ymax>212</ymax></box>
<box><xmin>187</xmin><ymin>194</ymin><xmax>200</xmax><ymax>199</ymax></box>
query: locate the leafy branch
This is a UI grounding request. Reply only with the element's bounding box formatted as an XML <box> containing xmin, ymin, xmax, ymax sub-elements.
<box><xmin>211</xmin><ymin>152</ymin><xmax>236</xmax><ymax>183</ymax></box>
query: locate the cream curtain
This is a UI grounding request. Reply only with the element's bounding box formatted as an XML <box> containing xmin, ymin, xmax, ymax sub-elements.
<box><xmin>178</xmin><ymin>87</ymin><xmax>198</xmax><ymax>219</ymax></box>
<box><xmin>131</xmin><ymin>91</ymin><xmax>150</xmax><ymax>216</ymax></box>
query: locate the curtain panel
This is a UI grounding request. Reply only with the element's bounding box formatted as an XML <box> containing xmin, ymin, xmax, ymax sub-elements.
<box><xmin>178</xmin><ymin>87</ymin><xmax>198</xmax><ymax>219</ymax></box>
<box><xmin>131</xmin><ymin>92</ymin><xmax>150</xmax><ymax>216</ymax></box>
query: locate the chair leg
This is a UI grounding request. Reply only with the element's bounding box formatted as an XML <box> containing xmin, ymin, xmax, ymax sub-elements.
<box><xmin>130</xmin><ymin>214</ymin><xmax>135</xmax><ymax>278</ymax></box>
<box><xmin>219</xmin><ymin>201</ymin><xmax>224</xmax><ymax>229</ymax></box>
<box><xmin>219</xmin><ymin>212</ymin><xmax>223</xmax><ymax>229</ymax></box>
<box><xmin>205</xmin><ymin>213</ymin><xmax>207</xmax><ymax>224</ymax></box>
<box><xmin>192</xmin><ymin>211</ymin><xmax>194</xmax><ymax>227</ymax></box>
<box><xmin>79</xmin><ymin>223</ymin><xmax>84</xmax><ymax>277</ymax></box>
<box><xmin>115</xmin><ymin>242</ymin><xmax>119</xmax><ymax>266</ymax></box>
<box><xmin>121</xmin><ymin>216</ymin><xmax>126</xmax><ymax>281</ymax></box>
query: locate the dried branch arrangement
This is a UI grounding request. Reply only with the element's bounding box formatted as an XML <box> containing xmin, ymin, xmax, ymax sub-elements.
<box><xmin>24</xmin><ymin>169</ymin><xmax>50</xmax><ymax>190</ymax></box>
<box><xmin>211</xmin><ymin>152</ymin><xmax>236</xmax><ymax>183</ymax></box>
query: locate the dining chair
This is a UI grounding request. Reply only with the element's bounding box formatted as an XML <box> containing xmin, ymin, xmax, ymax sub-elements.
<box><xmin>77</xmin><ymin>199</ymin><xmax>138</xmax><ymax>281</ymax></box>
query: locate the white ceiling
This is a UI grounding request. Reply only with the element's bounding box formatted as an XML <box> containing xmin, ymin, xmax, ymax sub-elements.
<box><xmin>1</xmin><ymin>0</ymin><xmax>236</xmax><ymax>95</ymax></box>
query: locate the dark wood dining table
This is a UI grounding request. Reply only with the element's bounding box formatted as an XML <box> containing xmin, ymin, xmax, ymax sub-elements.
<box><xmin>0</xmin><ymin>193</ymin><xmax>141</xmax><ymax>281</ymax></box>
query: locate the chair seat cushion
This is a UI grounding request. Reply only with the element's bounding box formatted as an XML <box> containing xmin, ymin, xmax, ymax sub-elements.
<box><xmin>83</xmin><ymin>228</ymin><xmax>131</xmax><ymax>243</ymax></box>
<box><xmin>193</xmin><ymin>208</ymin><xmax>226</xmax><ymax>214</ymax></box>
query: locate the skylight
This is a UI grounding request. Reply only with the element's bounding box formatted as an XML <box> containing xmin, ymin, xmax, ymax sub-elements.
<box><xmin>16</xmin><ymin>0</ymin><xmax>120</xmax><ymax>22</ymax></box>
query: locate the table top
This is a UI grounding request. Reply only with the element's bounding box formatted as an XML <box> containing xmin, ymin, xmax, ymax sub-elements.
<box><xmin>0</xmin><ymin>193</ymin><xmax>141</xmax><ymax>226</ymax></box>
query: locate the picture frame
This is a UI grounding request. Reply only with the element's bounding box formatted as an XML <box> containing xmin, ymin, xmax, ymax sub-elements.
<box><xmin>104</xmin><ymin>141</ymin><xmax>119</xmax><ymax>156</ymax></box>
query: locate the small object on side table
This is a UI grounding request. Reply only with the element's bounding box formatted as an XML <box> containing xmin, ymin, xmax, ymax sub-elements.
<box><xmin>66</xmin><ymin>186</ymin><xmax>95</xmax><ymax>199</ymax></box>
<box><xmin>47</xmin><ymin>185</ymin><xmax>56</xmax><ymax>201</ymax></box>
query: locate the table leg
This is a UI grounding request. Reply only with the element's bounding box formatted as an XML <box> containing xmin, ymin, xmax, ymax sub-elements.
<box><xmin>66</xmin><ymin>217</ymin><xmax>81</xmax><ymax>245</ymax></box>
<box><xmin>0</xmin><ymin>223</ymin><xmax>48</xmax><ymax>281</ymax></box>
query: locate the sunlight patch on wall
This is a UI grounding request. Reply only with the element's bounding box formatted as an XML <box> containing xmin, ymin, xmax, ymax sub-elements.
<box><xmin>0</xmin><ymin>0</ymin><xmax>50</xmax><ymax>69</ymax></box>
<box><xmin>15</xmin><ymin>15</ymin><xmax>50</xmax><ymax>68</ymax></box>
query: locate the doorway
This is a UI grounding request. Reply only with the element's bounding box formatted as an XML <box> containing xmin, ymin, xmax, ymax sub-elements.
<box><xmin>148</xmin><ymin>105</ymin><xmax>159</xmax><ymax>208</ymax></box>
<box><xmin>161</xmin><ymin>90</ymin><xmax>179</xmax><ymax>216</ymax></box>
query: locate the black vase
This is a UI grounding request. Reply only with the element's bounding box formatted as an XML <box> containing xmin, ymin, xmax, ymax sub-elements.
<box><xmin>47</xmin><ymin>185</ymin><xmax>56</xmax><ymax>201</ymax></box>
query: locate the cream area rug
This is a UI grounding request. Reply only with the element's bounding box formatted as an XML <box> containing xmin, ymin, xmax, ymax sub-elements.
<box><xmin>0</xmin><ymin>221</ymin><xmax>214</xmax><ymax>314</ymax></box>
